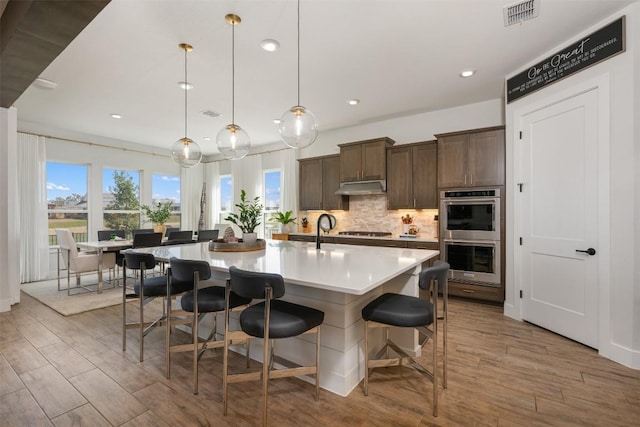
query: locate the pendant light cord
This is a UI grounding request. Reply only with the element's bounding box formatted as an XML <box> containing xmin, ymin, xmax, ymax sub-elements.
<box><xmin>184</xmin><ymin>46</ymin><xmax>188</xmax><ymax>138</ymax></box>
<box><xmin>297</xmin><ymin>0</ymin><xmax>301</xmax><ymax>106</ymax></box>
<box><xmin>232</xmin><ymin>19</ymin><xmax>236</xmax><ymax>125</ymax></box>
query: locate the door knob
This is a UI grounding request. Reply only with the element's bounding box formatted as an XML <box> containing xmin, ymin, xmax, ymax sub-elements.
<box><xmin>575</xmin><ymin>248</ymin><xmax>596</xmax><ymax>256</ymax></box>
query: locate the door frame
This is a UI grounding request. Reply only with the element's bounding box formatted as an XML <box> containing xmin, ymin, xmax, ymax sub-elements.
<box><xmin>507</xmin><ymin>74</ymin><xmax>612</xmax><ymax>355</ymax></box>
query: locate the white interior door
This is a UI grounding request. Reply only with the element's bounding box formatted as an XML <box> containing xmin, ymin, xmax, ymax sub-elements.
<box><xmin>520</xmin><ymin>88</ymin><xmax>599</xmax><ymax>349</ymax></box>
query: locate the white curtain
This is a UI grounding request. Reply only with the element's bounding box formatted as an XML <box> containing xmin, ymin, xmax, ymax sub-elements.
<box><xmin>18</xmin><ymin>133</ymin><xmax>49</xmax><ymax>282</ymax></box>
<box><xmin>180</xmin><ymin>163</ymin><xmax>204</xmax><ymax>231</ymax></box>
<box><xmin>231</xmin><ymin>154</ymin><xmax>263</xmax><ymax>236</ymax></box>
<box><xmin>204</xmin><ymin>161</ymin><xmax>220</xmax><ymax>228</ymax></box>
<box><xmin>280</xmin><ymin>149</ymin><xmax>298</xmax><ymax>215</ymax></box>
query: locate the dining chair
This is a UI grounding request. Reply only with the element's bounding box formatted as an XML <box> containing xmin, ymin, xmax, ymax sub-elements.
<box><xmin>121</xmin><ymin>252</ymin><xmax>193</xmax><ymax>362</ymax></box>
<box><xmin>360</xmin><ymin>260</ymin><xmax>450</xmax><ymax>417</ymax></box>
<box><xmin>132</xmin><ymin>232</ymin><xmax>162</xmax><ymax>248</ymax></box>
<box><xmin>167</xmin><ymin>230</ymin><xmax>194</xmax><ymax>241</ymax></box>
<box><xmin>98</xmin><ymin>229</ymin><xmax>126</xmax><ymax>277</ymax></box>
<box><xmin>55</xmin><ymin>228</ymin><xmax>116</xmax><ymax>295</ymax></box>
<box><xmin>196</xmin><ymin>229</ymin><xmax>219</xmax><ymax>242</ymax></box>
<box><xmin>223</xmin><ymin>266</ymin><xmax>325</xmax><ymax>426</ymax></box>
<box><xmin>166</xmin><ymin>258</ymin><xmax>251</xmax><ymax>394</ymax></box>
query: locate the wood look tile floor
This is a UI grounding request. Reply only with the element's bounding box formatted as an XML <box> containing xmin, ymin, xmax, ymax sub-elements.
<box><xmin>1</xmin><ymin>292</ymin><xmax>639</xmax><ymax>426</ymax></box>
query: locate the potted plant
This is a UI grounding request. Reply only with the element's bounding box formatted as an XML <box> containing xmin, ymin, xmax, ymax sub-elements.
<box><xmin>270</xmin><ymin>210</ymin><xmax>297</xmax><ymax>234</ymax></box>
<box><xmin>224</xmin><ymin>189</ymin><xmax>263</xmax><ymax>243</ymax></box>
<box><xmin>141</xmin><ymin>200</ymin><xmax>173</xmax><ymax>237</ymax></box>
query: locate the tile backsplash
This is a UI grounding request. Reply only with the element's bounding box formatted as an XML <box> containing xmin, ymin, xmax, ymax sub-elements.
<box><xmin>298</xmin><ymin>195</ymin><xmax>438</xmax><ymax>238</ymax></box>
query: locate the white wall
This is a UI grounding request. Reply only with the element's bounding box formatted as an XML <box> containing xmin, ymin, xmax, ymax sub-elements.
<box><xmin>506</xmin><ymin>4</ymin><xmax>639</xmax><ymax>369</ymax></box>
<box><xmin>298</xmin><ymin>98</ymin><xmax>505</xmax><ymax>158</ymax></box>
<box><xmin>0</xmin><ymin>107</ymin><xmax>20</xmax><ymax>311</ymax></box>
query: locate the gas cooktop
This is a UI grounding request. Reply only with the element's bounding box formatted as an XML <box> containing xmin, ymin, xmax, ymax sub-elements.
<box><xmin>338</xmin><ymin>231</ymin><xmax>392</xmax><ymax>237</ymax></box>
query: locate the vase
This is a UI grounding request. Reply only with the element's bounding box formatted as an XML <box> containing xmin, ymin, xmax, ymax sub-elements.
<box><xmin>280</xmin><ymin>223</ymin><xmax>292</xmax><ymax>234</ymax></box>
<box><xmin>153</xmin><ymin>224</ymin><xmax>166</xmax><ymax>239</ymax></box>
<box><xmin>242</xmin><ymin>232</ymin><xmax>257</xmax><ymax>244</ymax></box>
<box><xmin>402</xmin><ymin>224</ymin><xmax>410</xmax><ymax>234</ymax></box>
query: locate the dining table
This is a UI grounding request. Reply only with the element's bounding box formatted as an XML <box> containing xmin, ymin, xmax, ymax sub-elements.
<box><xmin>77</xmin><ymin>239</ymin><xmax>133</xmax><ymax>293</ymax></box>
<box><xmin>127</xmin><ymin>238</ymin><xmax>439</xmax><ymax>396</ymax></box>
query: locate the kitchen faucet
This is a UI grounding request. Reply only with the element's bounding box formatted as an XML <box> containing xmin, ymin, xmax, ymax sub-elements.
<box><xmin>316</xmin><ymin>213</ymin><xmax>336</xmax><ymax>249</ymax></box>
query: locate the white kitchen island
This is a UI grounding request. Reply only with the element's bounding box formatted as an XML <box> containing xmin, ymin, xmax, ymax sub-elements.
<box><xmin>127</xmin><ymin>239</ymin><xmax>439</xmax><ymax>396</ymax></box>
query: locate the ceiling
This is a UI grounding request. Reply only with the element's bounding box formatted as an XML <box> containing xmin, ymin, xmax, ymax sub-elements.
<box><xmin>10</xmin><ymin>0</ymin><xmax>637</xmax><ymax>156</ymax></box>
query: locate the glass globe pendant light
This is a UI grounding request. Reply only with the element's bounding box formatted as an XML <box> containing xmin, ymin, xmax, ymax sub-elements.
<box><xmin>171</xmin><ymin>43</ymin><xmax>202</xmax><ymax>168</ymax></box>
<box><xmin>216</xmin><ymin>14</ymin><xmax>250</xmax><ymax>160</ymax></box>
<box><xmin>279</xmin><ymin>0</ymin><xmax>318</xmax><ymax>149</ymax></box>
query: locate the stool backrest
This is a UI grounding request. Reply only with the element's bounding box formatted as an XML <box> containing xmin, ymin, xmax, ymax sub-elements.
<box><xmin>169</xmin><ymin>257</ymin><xmax>211</xmax><ymax>281</ymax></box>
<box><xmin>419</xmin><ymin>261</ymin><xmax>450</xmax><ymax>291</ymax></box>
<box><xmin>229</xmin><ymin>266</ymin><xmax>285</xmax><ymax>299</ymax></box>
<box><xmin>124</xmin><ymin>252</ymin><xmax>157</xmax><ymax>271</ymax></box>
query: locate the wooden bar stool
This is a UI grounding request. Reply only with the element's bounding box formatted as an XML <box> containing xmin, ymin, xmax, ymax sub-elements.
<box><xmin>166</xmin><ymin>257</ymin><xmax>251</xmax><ymax>394</ymax></box>
<box><xmin>361</xmin><ymin>261</ymin><xmax>449</xmax><ymax>417</ymax></box>
<box><xmin>222</xmin><ymin>266</ymin><xmax>325</xmax><ymax>426</ymax></box>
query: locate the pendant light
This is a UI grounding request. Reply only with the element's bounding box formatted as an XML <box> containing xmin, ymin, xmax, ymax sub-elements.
<box><xmin>171</xmin><ymin>43</ymin><xmax>202</xmax><ymax>168</ymax></box>
<box><xmin>278</xmin><ymin>0</ymin><xmax>318</xmax><ymax>149</ymax></box>
<box><xmin>216</xmin><ymin>14</ymin><xmax>250</xmax><ymax>160</ymax></box>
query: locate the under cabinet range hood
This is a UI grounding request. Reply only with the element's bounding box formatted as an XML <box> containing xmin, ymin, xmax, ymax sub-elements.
<box><xmin>335</xmin><ymin>180</ymin><xmax>386</xmax><ymax>196</ymax></box>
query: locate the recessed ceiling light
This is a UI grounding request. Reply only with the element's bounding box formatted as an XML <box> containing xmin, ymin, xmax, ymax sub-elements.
<box><xmin>260</xmin><ymin>39</ymin><xmax>280</xmax><ymax>52</ymax></box>
<box><xmin>460</xmin><ymin>69</ymin><xmax>475</xmax><ymax>78</ymax></box>
<box><xmin>348</xmin><ymin>99</ymin><xmax>360</xmax><ymax>106</ymax></box>
<box><xmin>178</xmin><ymin>81</ymin><xmax>194</xmax><ymax>90</ymax></box>
<box><xmin>110</xmin><ymin>114</ymin><xmax>122</xmax><ymax>119</ymax></box>
<box><xmin>203</xmin><ymin>137</ymin><xmax>211</xmax><ymax>141</ymax></box>
<box><xmin>32</xmin><ymin>77</ymin><xmax>58</xmax><ymax>90</ymax></box>
<box><xmin>273</xmin><ymin>118</ymin><xmax>281</xmax><ymax>124</ymax></box>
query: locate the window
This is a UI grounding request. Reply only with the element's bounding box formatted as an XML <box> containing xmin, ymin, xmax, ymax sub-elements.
<box><xmin>263</xmin><ymin>169</ymin><xmax>281</xmax><ymax>238</ymax></box>
<box><xmin>46</xmin><ymin>162</ymin><xmax>89</xmax><ymax>245</ymax></box>
<box><xmin>103</xmin><ymin>168</ymin><xmax>140</xmax><ymax>236</ymax></box>
<box><xmin>152</xmin><ymin>174</ymin><xmax>181</xmax><ymax>228</ymax></box>
<box><xmin>219</xmin><ymin>174</ymin><xmax>233</xmax><ymax>223</ymax></box>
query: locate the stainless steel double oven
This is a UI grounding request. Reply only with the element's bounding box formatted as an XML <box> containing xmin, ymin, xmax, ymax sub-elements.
<box><xmin>440</xmin><ymin>188</ymin><xmax>501</xmax><ymax>286</ymax></box>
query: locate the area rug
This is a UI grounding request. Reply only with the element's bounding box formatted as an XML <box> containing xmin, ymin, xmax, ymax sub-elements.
<box><xmin>21</xmin><ymin>276</ymin><xmax>123</xmax><ymax>316</ymax></box>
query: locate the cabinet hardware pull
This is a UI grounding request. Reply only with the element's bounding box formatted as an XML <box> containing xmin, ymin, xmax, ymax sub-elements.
<box><xmin>462</xmin><ymin>289</ymin><xmax>474</xmax><ymax>293</ymax></box>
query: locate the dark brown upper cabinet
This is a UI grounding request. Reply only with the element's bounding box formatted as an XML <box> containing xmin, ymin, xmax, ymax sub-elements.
<box><xmin>387</xmin><ymin>140</ymin><xmax>437</xmax><ymax>209</ymax></box>
<box><xmin>339</xmin><ymin>137</ymin><xmax>395</xmax><ymax>182</ymax></box>
<box><xmin>299</xmin><ymin>155</ymin><xmax>349</xmax><ymax>211</ymax></box>
<box><xmin>436</xmin><ymin>126</ymin><xmax>505</xmax><ymax>188</ymax></box>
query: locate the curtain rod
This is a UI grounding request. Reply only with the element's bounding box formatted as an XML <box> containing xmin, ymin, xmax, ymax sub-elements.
<box><xmin>201</xmin><ymin>144</ymin><xmax>296</xmax><ymax>163</ymax></box>
<box><xmin>18</xmin><ymin>131</ymin><xmax>171</xmax><ymax>158</ymax></box>
<box><xmin>20</xmin><ymin>131</ymin><xmax>295</xmax><ymax>162</ymax></box>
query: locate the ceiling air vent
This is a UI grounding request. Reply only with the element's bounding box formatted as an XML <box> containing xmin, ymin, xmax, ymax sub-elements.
<box><xmin>504</xmin><ymin>0</ymin><xmax>539</xmax><ymax>27</ymax></box>
<box><xmin>201</xmin><ymin>109</ymin><xmax>222</xmax><ymax>119</ymax></box>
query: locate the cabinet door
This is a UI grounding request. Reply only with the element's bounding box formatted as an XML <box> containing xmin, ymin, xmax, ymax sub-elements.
<box><xmin>361</xmin><ymin>140</ymin><xmax>387</xmax><ymax>180</ymax></box>
<box><xmin>323</xmin><ymin>155</ymin><xmax>348</xmax><ymax>210</ymax></box>
<box><xmin>413</xmin><ymin>142</ymin><xmax>438</xmax><ymax>208</ymax></box>
<box><xmin>339</xmin><ymin>145</ymin><xmax>362</xmax><ymax>182</ymax></box>
<box><xmin>437</xmin><ymin>134</ymin><xmax>468</xmax><ymax>188</ymax></box>
<box><xmin>299</xmin><ymin>159</ymin><xmax>323</xmax><ymax>210</ymax></box>
<box><xmin>387</xmin><ymin>146</ymin><xmax>413</xmax><ymax>209</ymax></box>
<box><xmin>467</xmin><ymin>129</ymin><xmax>505</xmax><ymax>186</ymax></box>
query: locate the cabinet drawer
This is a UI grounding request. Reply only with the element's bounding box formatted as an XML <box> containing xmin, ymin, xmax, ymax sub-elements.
<box><xmin>406</xmin><ymin>241</ymin><xmax>438</xmax><ymax>250</ymax></box>
<box><xmin>447</xmin><ymin>281</ymin><xmax>503</xmax><ymax>302</ymax></box>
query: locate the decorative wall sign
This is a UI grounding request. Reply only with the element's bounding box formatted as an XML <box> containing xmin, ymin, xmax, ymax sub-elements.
<box><xmin>506</xmin><ymin>16</ymin><xmax>625</xmax><ymax>103</ymax></box>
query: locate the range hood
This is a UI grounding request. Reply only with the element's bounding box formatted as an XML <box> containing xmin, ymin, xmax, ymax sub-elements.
<box><xmin>335</xmin><ymin>180</ymin><xmax>386</xmax><ymax>196</ymax></box>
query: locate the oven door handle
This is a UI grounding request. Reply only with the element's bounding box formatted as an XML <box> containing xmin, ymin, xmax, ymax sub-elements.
<box><xmin>441</xmin><ymin>198</ymin><xmax>499</xmax><ymax>204</ymax></box>
<box><xmin>443</xmin><ymin>239</ymin><xmax>498</xmax><ymax>246</ymax></box>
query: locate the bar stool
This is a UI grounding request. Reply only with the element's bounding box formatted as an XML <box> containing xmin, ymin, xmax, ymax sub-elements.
<box><xmin>166</xmin><ymin>258</ymin><xmax>251</xmax><ymax>394</ymax></box>
<box><xmin>222</xmin><ymin>266</ymin><xmax>325</xmax><ymax>426</ymax></box>
<box><xmin>122</xmin><ymin>252</ymin><xmax>192</xmax><ymax>362</ymax></box>
<box><xmin>361</xmin><ymin>261</ymin><xmax>449</xmax><ymax>417</ymax></box>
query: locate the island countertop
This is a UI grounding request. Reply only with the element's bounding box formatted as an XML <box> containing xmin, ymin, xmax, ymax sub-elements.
<box><xmin>127</xmin><ymin>239</ymin><xmax>438</xmax><ymax>295</ymax></box>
